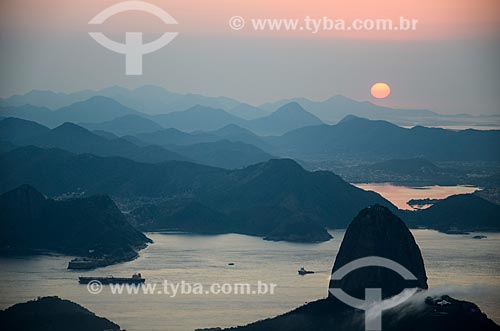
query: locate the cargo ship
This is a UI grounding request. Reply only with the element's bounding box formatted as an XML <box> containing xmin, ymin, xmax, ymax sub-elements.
<box><xmin>78</xmin><ymin>273</ymin><xmax>145</xmax><ymax>284</ymax></box>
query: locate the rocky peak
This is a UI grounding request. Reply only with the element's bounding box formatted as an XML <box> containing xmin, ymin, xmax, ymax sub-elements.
<box><xmin>329</xmin><ymin>205</ymin><xmax>428</xmax><ymax>300</ymax></box>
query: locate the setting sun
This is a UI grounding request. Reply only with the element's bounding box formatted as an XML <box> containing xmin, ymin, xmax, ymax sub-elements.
<box><xmin>371</xmin><ymin>82</ymin><xmax>391</xmax><ymax>99</ymax></box>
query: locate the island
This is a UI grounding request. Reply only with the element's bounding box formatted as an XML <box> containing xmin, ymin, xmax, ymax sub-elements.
<box><xmin>403</xmin><ymin>193</ymin><xmax>500</xmax><ymax>234</ymax></box>
<box><xmin>0</xmin><ymin>184</ymin><xmax>151</xmax><ymax>269</ymax></box>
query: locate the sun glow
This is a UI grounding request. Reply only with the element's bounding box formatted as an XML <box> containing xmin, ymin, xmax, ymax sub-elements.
<box><xmin>371</xmin><ymin>82</ymin><xmax>391</xmax><ymax>99</ymax></box>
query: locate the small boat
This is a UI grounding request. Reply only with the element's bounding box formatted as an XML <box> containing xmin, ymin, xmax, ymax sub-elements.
<box><xmin>228</xmin><ymin>262</ymin><xmax>235</xmax><ymax>266</ymax></box>
<box><xmin>298</xmin><ymin>267</ymin><xmax>314</xmax><ymax>275</ymax></box>
<box><xmin>78</xmin><ymin>273</ymin><xmax>145</xmax><ymax>284</ymax></box>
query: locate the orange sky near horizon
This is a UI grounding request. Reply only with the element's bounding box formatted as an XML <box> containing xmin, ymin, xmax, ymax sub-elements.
<box><xmin>1</xmin><ymin>0</ymin><xmax>499</xmax><ymax>40</ymax></box>
<box><xmin>1</xmin><ymin>0</ymin><xmax>499</xmax><ymax>114</ymax></box>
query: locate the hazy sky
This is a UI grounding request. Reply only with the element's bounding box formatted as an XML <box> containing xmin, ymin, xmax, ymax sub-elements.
<box><xmin>0</xmin><ymin>0</ymin><xmax>499</xmax><ymax>115</ymax></box>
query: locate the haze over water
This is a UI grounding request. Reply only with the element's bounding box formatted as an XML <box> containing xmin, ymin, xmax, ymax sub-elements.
<box><xmin>0</xmin><ymin>230</ymin><xmax>498</xmax><ymax>331</ymax></box>
<box><xmin>353</xmin><ymin>183</ymin><xmax>480</xmax><ymax>210</ymax></box>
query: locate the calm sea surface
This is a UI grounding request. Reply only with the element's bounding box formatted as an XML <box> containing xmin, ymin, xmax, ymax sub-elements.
<box><xmin>353</xmin><ymin>183</ymin><xmax>480</xmax><ymax>210</ymax></box>
<box><xmin>0</xmin><ymin>230</ymin><xmax>499</xmax><ymax>331</ymax></box>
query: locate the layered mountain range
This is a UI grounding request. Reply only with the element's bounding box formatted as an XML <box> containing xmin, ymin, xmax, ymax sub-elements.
<box><xmin>1</xmin><ymin>91</ymin><xmax>499</xmax><ymax>243</ymax></box>
<box><xmin>0</xmin><ymin>146</ymin><xmax>395</xmax><ymax>241</ymax></box>
<box><xmin>3</xmin><ymin>85</ymin><xmax>499</xmax><ymax>127</ymax></box>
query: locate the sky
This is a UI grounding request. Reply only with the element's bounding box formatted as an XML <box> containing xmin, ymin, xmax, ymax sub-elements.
<box><xmin>0</xmin><ymin>0</ymin><xmax>499</xmax><ymax>115</ymax></box>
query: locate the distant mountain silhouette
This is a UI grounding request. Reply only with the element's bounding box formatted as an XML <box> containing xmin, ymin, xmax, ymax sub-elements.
<box><xmin>135</xmin><ymin>124</ymin><xmax>270</xmax><ymax>151</ymax></box>
<box><xmin>0</xmin><ymin>86</ymin><xmax>241</xmax><ymax>114</ymax></box>
<box><xmin>2</xmin><ymin>92</ymin><xmax>328</xmax><ymax>136</ymax></box>
<box><xmin>150</xmin><ymin>102</ymin><xmax>323</xmax><ymax>135</ymax></box>
<box><xmin>269</xmin><ymin>115</ymin><xmax>500</xmax><ymax>161</ymax></box>
<box><xmin>134</xmin><ymin>127</ymin><xmax>218</xmax><ymax>145</ymax></box>
<box><xmin>168</xmin><ymin>140</ymin><xmax>274</xmax><ymax>169</ymax></box>
<box><xmin>53</xmin><ymin>96</ymin><xmax>140</xmax><ymax>123</ymax></box>
<box><xmin>227</xmin><ymin>102</ymin><xmax>270</xmax><ymax>120</ymax></box>
<box><xmin>0</xmin><ymin>297</ymin><xmax>121</xmax><ymax>331</ymax></box>
<box><xmin>0</xmin><ymin>104</ymin><xmax>58</xmax><ymax>127</ymax></box>
<box><xmin>260</xmin><ymin>95</ymin><xmax>500</xmax><ymax>127</ymax></box>
<box><xmin>210</xmin><ymin>124</ymin><xmax>270</xmax><ymax>150</ymax></box>
<box><xmin>0</xmin><ymin>89</ymin><xmax>95</xmax><ymax>109</ymax></box>
<box><xmin>91</xmin><ymin>130</ymin><xmax>120</xmax><ymax>140</ymax></box>
<box><xmin>152</xmin><ymin>105</ymin><xmax>247</xmax><ymax>132</ymax></box>
<box><xmin>245</xmin><ymin>102</ymin><xmax>323</xmax><ymax>135</ymax></box>
<box><xmin>1</xmin><ymin>117</ymin><xmax>275</xmax><ymax>169</ymax></box>
<box><xmin>81</xmin><ymin>114</ymin><xmax>164</xmax><ymax>136</ymax></box>
<box><xmin>0</xmin><ymin>117</ymin><xmax>50</xmax><ymax>145</ymax></box>
<box><xmin>404</xmin><ymin>194</ymin><xmax>500</xmax><ymax>232</ymax></box>
<box><xmin>0</xmin><ymin>118</ymin><xmax>188</xmax><ymax>163</ymax></box>
<box><xmin>97</xmin><ymin>85</ymin><xmax>242</xmax><ymax>114</ymax></box>
<box><xmin>0</xmin><ymin>185</ymin><xmax>150</xmax><ymax>262</ymax></box>
<box><xmin>3</xmin><ymin>87</ymin><xmax>499</xmax><ymax>127</ymax></box>
<box><xmin>0</xmin><ymin>96</ymin><xmax>141</xmax><ymax>127</ymax></box>
<box><xmin>129</xmin><ymin>126</ymin><xmax>274</xmax><ymax>169</ymax></box>
<box><xmin>0</xmin><ymin>147</ymin><xmax>395</xmax><ymax>231</ymax></box>
<box><xmin>264</xmin><ymin>95</ymin><xmax>436</xmax><ymax>122</ymax></box>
